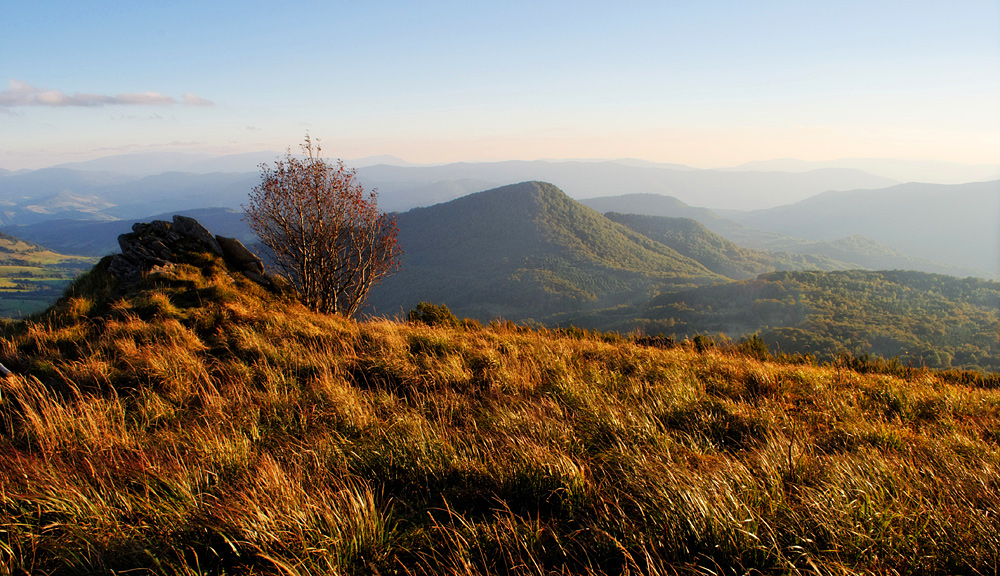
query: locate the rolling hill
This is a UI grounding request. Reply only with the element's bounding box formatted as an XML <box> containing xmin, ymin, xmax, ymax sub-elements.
<box><xmin>582</xmin><ymin>191</ymin><xmax>992</xmax><ymax>279</ymax></box>
<box><xmin>366</xmin><ymin>181</ymin><xmax>726</xmax><ymax>321</ymax></box>
<box><xmin>604</xmin><ymin>213</ymin><xmax>851</xmax><ymax>279</ymax></box>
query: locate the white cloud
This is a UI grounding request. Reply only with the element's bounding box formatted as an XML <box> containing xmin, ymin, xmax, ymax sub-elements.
<box><xmin>0</xmin><ymin>80</ymin><xmax>213</xmax><ymax>108</ymax></box>
<box><xmin>114</xmin><ymin>92</ymin><xmax>178</xmax><ymax>106</ymax></box>
<box><xmin>182</xmin><ymin>93</ymin><xmax>214</xmax><ymax>107</ymax></box>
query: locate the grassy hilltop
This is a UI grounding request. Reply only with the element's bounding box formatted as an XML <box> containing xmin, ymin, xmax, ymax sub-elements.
<box><xmin>1</xmin><ymin>249</ymin><xmax>999</xmax><ymax>574</ymax></box>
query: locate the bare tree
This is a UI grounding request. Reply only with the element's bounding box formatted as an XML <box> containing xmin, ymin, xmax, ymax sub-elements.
<box><xmin>244</xmin><ymin>135</ymin><xmax>401</xmax><ymax>317</ymax></box>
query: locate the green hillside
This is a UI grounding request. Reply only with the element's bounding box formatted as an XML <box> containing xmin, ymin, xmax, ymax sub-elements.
<box><xmin>581</xmin><ymin>192</ymin><xmax>989</xmax><ymax>278</ymax></box>
<box><xmin>604</xmin><ymin>212</ymin><xmax>849</xmax><ymax>279</ymax></box>
<box><xmin>367</xmin><ymin>182</ymin><xmax>725</xmax><ymax>321</ymax></box>
<box><xmin>1</xmin><ymin>249</ymin><xmax>997</xmax><ymax>574</ymax></box>
<box><xmin>0</xmin><ymin>231</ymin><xmax>96</xmax><ymax>317</ymax></box>
<box><xmin>573</xmin><ymin>270</ymin><xmax>999</xmax><ymax>371</ymax></box>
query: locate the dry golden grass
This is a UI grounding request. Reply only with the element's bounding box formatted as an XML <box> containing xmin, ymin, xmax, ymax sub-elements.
<box><xmin>0</xmin><ymin>256</ymin><xmax>998</xmax><ymax>574</ymax></box>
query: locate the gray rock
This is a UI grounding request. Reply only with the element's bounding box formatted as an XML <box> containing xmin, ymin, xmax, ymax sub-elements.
<box><xmin>108</xmin><ymin>215</ymin><xmax>274</xmax><ymax>291</ymax></box>
<box><xmin>173</xmin><ymin>215</ymin><xmax>223</xmax><ymax>256</ymax></box>
<box><xmin>216</xmin><ymin>235</ymin><xmax>265</xmax><ymax>275</ymax></box>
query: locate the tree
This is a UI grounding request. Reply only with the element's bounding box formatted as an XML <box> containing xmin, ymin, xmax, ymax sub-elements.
<box><xmin>244</xmin><ymin>136</ymin><xmax>402</xmax><ymax>317</ymax></box>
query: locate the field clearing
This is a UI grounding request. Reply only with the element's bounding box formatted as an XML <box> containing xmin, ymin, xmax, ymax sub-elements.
<box><xmin>0</xmin><ymin>243</ymin><xmax>97</xmax><ymax>317</ymax></box>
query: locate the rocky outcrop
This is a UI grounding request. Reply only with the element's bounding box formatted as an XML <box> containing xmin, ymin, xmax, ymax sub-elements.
<box><xmin>109</xmin><ymin>215</ymin><xmax>277</xmax><ymax>289</ymax></box>
<box><xmin>216</xmin><ymin>235</ymin><xmax>272</xmax><ymax>287</ymax></box>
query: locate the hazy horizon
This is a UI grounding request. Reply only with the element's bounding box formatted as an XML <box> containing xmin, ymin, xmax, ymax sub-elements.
<box><xmin>2</xmin><ymin>1</ymin><xmax>997</xmax><ymax>173</ymax></box>
<box><xmin>5</xmin><ymin>149</ymin><xmax>999</xmax><ymax>187</ymax></box>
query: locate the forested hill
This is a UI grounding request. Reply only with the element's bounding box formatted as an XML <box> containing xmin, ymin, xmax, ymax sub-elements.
<box><xmin>580</xmin><ymin>193</ymin><xmax>721</xmax><ymax>223</ymax></box>
<box><xmin>581</xmin><ymin>270</ymin><xmax>999</xmax><ymax>371</ymax></box>
<box><xmin>366</xmin><ymin>181</ymin><xmax>725</xmax><ymax>321</ymax></box>
<box><xmin>604</xmin><ymin>212</ymin><xmax>850</xmax><ymax>279</ymax></box>
<box><xmin>581</xmin><ymin>192</ymin><xmax>990</xmax><ymax>279</ymax></box>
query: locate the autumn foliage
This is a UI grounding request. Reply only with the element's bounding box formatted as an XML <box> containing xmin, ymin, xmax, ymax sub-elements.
<box><xmin>244</xmin><ymin>135</ymin><xmax>401</xmax><ymax>316</ymax></box>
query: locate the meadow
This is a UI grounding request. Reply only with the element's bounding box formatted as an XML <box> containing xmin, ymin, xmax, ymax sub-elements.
<box><xmin>0</xmin><ymin>253</ymin><xmax>998</xmax><ymax>575</ymax></box>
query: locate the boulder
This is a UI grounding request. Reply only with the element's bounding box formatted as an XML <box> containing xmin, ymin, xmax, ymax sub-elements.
<box><xmin>216</xmin><ymin>235</ymin><xmax>265</xmax><ymax>275</ymax></box>
<box><xmin>108</xmin><ymin>215</ymin><xmax>276</xmax><ymax>291</ymax></box>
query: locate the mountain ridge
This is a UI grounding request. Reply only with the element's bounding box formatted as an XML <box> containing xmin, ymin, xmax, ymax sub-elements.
<box><xmin>367</xmin><ymin>181</ymin><xmax>725</xmax><ymax>321</ymax></box>
<box><xmin>604</xmin><ymin>213</ymin><xmax>852</xmax><ymax>279</ymax></box>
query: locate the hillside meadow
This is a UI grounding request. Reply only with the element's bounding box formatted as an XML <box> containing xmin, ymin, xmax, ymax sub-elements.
<box><xmin>0</xmin><ymin>253</ymin><xmax>998</xmax><ymax>575</ymax></box>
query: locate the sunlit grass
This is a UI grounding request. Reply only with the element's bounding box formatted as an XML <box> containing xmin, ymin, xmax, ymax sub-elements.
<box><xmin>0</xmin><ymin>257</ymin><xmax>997</xmax><ymax>574</ymax></box>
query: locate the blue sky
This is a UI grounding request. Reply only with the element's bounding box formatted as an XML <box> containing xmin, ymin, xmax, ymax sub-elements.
<box><xmin>2</xmin><ymin>0</ymin><xmax>998</xmax><ymax>170</ymax></box>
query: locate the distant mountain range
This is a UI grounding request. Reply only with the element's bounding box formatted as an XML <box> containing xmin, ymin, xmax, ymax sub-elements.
<box><xmin>355</xmin><ymin>161</ymin><xmax>898</xmax><ymax>211</ymax></box>
<box><xmin>2</xmin><ymin>208</ymin><xmax>252</xmax><ymax>257</ymax></box>
<box><xmin>732</xmin><ymin>180</ymin><xmax>1000</xmax><ymax>278</ymax></box>
<box><xmin>13</xmin><ymin>150</ymin><xmax>996</xmax><ymax>184</ymax></box>
<box><xmin>2</xmin><ymin>155</ymin><xmax>996</xmax><ymax>282</ymax></box>
<box><xmin>43</xmin><ymin>151</ymin><xmax>416</xmax><ymax>175</ymax></box>
<box><xmin>729</xmin><ymin>158</ymin><xmax>1000</xmax><ymax>185</ymax></box>
<box><xmin>3</xmin><ymin>157</ymin><xmax>900</xmax><ymax>219</ymax></box>
<box><xmin>581</xmin><ymin>190</ymin><xmax>994</xmax><ymax>279</ymax></box>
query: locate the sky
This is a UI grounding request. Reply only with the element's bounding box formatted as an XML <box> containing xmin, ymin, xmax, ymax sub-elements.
<box><xmin>2</xmin><ymin>0</ymin><xmax>998</xmax><ymax>171</ymax></box>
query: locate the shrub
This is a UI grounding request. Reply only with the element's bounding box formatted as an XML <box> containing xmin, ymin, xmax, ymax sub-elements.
<box><xmin>407</xmin><ymin>302</ymin><xmax>460</xmax><ymax>328</ymax></box>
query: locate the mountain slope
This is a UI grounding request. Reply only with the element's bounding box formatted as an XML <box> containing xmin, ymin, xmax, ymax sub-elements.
<box><xmin>581</xmin><ymin>191</ymin><xmax>990</xmax><ymax>278</ymax></box>
<box><xmin>367</xmin><ymin>181</ymin><xmax>725</xmax><ymax>321</ymax></box>
<box><xmin>603</xmin><ymin>213</ymin><xmax>851</xmax><ymax>279</ymax></box>
<box><xmin>580</xmin><ymin>193</ymin><xmax>721</xmax><ymax>222</ymax></box>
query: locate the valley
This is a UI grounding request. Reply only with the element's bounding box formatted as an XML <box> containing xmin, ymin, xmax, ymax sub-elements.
<box><xmin>1</xmin><ymin>157</ymin><xmax>997</xmax><ymax>372</ymax></box>
<box><xmin>0</xmin><ymin>231</ymin><xmax>95</xmax><ymax>317</ymax></box>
